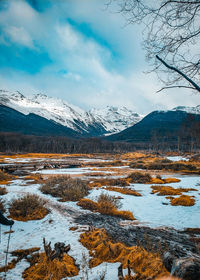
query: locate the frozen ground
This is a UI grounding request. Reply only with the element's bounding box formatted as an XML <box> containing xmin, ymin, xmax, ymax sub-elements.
<box><xmin>0</xmin><ymin>154</ymin><xmax>199</xmax><ymax>279</ymax></box>
<box><xmin>166</xmin><ymin>156</ymin><xmax>189</xmax><ymax>161</ymax></box>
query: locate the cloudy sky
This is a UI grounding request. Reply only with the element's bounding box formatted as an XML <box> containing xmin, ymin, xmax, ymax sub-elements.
<box><xmin>0</xmin><ymin>0</ymin><xmax>199</xmax><ymax>114</ymax></box>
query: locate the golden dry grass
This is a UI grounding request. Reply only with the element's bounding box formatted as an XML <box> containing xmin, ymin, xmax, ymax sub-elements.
<box><xmin>104</xmin><ymin>186</ymin><xmax>142</xmax><ymax>196</ymax></box>
<box><xmin>23</xmin><ymin>252</ymin><xmax>79</xmax><ymax>280</ymax></box>
<box><xmin>9</xmin><ymin>194</ymin><xmax>49</xmax><ymax>221</ymax></box>
<box><xmin>24</xmin><ymin>174</ymin><xmax>44</xmax><ymax>184</ymax></box>
<box><xmin>0</xmin><ymin>170</ymin><xmax>13</xmax><ymax>185</ymax></box>
<box><xmin>168</xmin><ymin>195</ymin><xmax>195</xmax><ymax>206</ymax></box>
<box><xmin>77</xmin><ymin>194</ymin><xmax>135</xmax><ymax>221</ymax></box>
<box><xmin>151</xmin><ymin>185</ymin><xmax>197</xmax><ymax>196</ymax></box>
<box><xmin>80</xmin><ymin>228</ymin><xmax>169</xmax><ymax>280</ymax></box>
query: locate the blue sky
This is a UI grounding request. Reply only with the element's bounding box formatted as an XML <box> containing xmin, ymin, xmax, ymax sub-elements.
<box><xmin>0</xmin><ymin>0</ymin><xmax>199</xmax><ymax>114</ymax></box>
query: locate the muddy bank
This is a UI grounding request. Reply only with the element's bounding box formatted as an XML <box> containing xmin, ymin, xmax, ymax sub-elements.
<box><xmin>75</xmin><ymin>212</ymin><xmax>199</xmax><ymax>257</ymax></box>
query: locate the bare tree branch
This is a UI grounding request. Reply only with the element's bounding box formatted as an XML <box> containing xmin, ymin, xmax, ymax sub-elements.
<box><xmin>156</xmin><ymin>55</ymin><xmax>200</xmax><ymax>92</ymax></box>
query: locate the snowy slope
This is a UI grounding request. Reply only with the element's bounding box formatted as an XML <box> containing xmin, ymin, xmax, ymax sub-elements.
<box><xmin>0</xmin><ymin>90</ymin><xmax>143</xmax><ymax>135</ymax></box>
<box><xmin>89</xmin><ymin>106</ymin><xmax>142</xmax><ymax>134</ymax></box>
<box><xmin>173</xmin><ymin>105</ymin><xmax>200</xmax><ymax>115</ymax></box>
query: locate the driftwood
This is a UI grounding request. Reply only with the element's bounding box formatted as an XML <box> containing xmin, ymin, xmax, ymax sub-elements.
<box><xmin>43</xmin><ymin>238</ymin><xmax>70</xmax><ymax>261</ymax></box>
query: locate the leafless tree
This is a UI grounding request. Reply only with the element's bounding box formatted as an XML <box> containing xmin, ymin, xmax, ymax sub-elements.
<box><xmin>109</xmin><ymin>0</ymin><xmax>200</xmax><ymax>93</ymax></box>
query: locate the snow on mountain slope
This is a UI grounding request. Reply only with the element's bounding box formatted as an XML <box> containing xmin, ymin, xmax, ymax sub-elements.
<box><xmin>173</xmin><ymin>105</ymin><xmax>200</xmax><ymax>115</ymax></box>
<box><xmin>0</xmin><ymin>90</ymin><xmax>143</xmax><ymax>135</ymax></box>
<box><xmin>90</xmin><ymin>106</ymin><xmax>142</xmax><ymax>133</ymax></box>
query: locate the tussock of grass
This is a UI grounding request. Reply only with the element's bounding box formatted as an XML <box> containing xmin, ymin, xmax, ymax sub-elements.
<box><xmin>128</xmin><ymin>172</ymin><xmax>152</xmax><ymax>183</ymax></box>
<box><xmin>151</xmin><ymin>185</ymin><xmax>197</xmax><ymax>196</ymax></box>
<box><xmin>89</xmin><ymin>177</ymin><xmax>130</xmax><ymax>188</ymax></box>
<box><xmin>25</xmin><ymin>174</ymin><xmax>43</xmax><ymax>184</ymax></box>
<box><xmin>0</xmin><ymin>187</ymin><xmax>7</xmax><ymax>195</ymax></box>
<box><xmin>23</xmin><ymin>252</ymin><xmax>79</xmax><ymax>280</ymax></box>
<box><xmin>9</xmin><ymin>194</ymin><xmax>49</xmax><ymax>221</ymax></box>
<box><xmin>41</xmin><ymin>175</ymin><xmax>89</xmax><ymax>202</ymax></box>
<box><xmin>80</xmin><ymin>228</ymin><xmax>168</xmax><ymax>279</ymax></box>
<box><xmin>104</xmin><ymin>186</ymin><xmax>142</xmax><ymax>196</ymax></box>
<box><xmin>0</xmin><ymin>170</ymin><xmax>13</xmax><ymax>185</ymax></box>
<box><xmin>77</xmin><ymin>193</ymin><xmax>135</xmax><ymax>220</ymax></box>
<box><xmin>168</xmin><ymin>195</ymin><xmax>195</xmax><ymax>206</ymax></box>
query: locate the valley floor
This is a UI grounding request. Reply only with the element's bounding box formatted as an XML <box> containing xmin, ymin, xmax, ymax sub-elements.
<box><xmin>0</xmin><ymin>152</ymin><xmax>199</xmax><ymax>279</ymax></box>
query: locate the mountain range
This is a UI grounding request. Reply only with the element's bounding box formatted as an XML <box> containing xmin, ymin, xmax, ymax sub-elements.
<box><xmin>0</xmin><ymin>90</ymin><xmax>142</xmax><ymax>137</ymax></box>
<box><xmin>0</xmin><ymin>90</ymin><xmax>199</xmax><ymax>143</ymax></box>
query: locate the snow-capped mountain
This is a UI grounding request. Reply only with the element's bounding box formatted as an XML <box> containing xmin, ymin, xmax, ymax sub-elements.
<box><xmin>89</xmin><ymin>106</ymin><xmax>142</xmax><ymax>134</ymax></box>
<box><xmin>0</xmin><ymin>90</ymin><xmax>143</xmax><ymax>136</ymax></box>
<box><xmin>173</xmin><ymin>105</ymin><xmax>200</xmax><ymax>115</ymax></box>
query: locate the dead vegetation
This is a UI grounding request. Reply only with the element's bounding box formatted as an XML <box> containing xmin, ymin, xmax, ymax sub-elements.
<box><xmin>23</xmin><ymin>239</ymin><xmax>79</xmax><ymax>280</ymax></box>
<box><xmin>0</xmin><ymin>170</ymin><xmax>13</xmax><ymax>185</ymax></box>
<box><xmin>167</xmin><ymin>195</ymin><xmax>195</xmax><ymax>206</ymax></box>
<box><xmin>0</xmin><ymin>187</ymin><xmax>7</xmax><ymax>195</ymax></box>
<box><xmin>127</xmin><ymin>172</ymin><xmax>180</xmax><ymax>184</ymax></box>
<box><xmin>0</xmin><ymin>247</ymin><xmax>40</xmax><ymax>273</ymax></box>
<box><xmin>24</xmin><ymin>174</ymin><xmax>44</xmax><ymax>184</ymax></box>
<box><xmin>80</xmin><ymin>228</ymin><xmax>169</xmax><ymax>280</ymax></box>
<box><xmin>40</xmin><ymin>175</ymin><xmax>89</xmax><ymax>202</ymax></box>
<box><xmin>151</xmin><ymin>186</ymin><xmax>197</xmax><ymax>196</ymax></box>
<box><xmin>77</xmin><ymin>193</ymin><xmax>135</xmax><ymax>220</ymax></box>
<box><xmin>104</xmin><ymin>186</ymin><xmax>142</xmax><ymax>196</ymax></box>
<box><xmin>130</xmin><ymin>158</ymin><xmax>200</xmax><ymax>174</ymax></box>
<box><xmin>9</xmin><ymin>194</ymin><xmax>49</xmax><ymax>221</ymax></box>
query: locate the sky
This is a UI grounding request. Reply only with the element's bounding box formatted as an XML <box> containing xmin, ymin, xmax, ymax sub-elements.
<box><xmin>0</xmin><ymin>0</ymin><xmax>199</xmax><ymax>114</ymax></box>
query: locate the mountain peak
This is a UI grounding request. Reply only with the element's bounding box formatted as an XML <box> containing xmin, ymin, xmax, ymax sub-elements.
<box><xmin>0</xmin><ymin>89</ymin><xmax>143</xmax><ymax>136</ymax></box>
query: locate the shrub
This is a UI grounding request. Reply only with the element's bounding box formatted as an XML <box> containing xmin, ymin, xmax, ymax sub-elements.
<box><xmin>9</xmin><ymin>194</ymin><xmax>49</xmax><ymax>221</ymax></box>
<box><xmin>41</xmin><ymin>175</ymin><xmax>89</xmax><ymax>202</ymax></box>
<box><xmin>97</xmin><ymin>193</ymin><xmax>122</xmax><ymax>210</ymax></box>
<box><xmin>128</xmin><ymin>172</ymin><xmax>152</xmax><ymax>183</ymax></box>
<box><xmin>0</xmin><ymin>187</ymin><xmax>7</xmax><ymax>195</ymax></box>
<box><xmin>77</xmin><ymin>194</ymin><xmax>134</xmax><ymax>220</ymax></box>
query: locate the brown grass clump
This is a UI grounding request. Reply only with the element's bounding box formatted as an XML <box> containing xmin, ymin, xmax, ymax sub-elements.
<box><xmin>25</xmin><ymin>174</ymin><xmax>43</xmax><ymax>184</ymax></box>
<box><xmin>9</xmin><ymin>194</ymin><xmax>49</xmax><ymax>221</ymax></box>
<box><xmin>104</xmin><ymin>186</ymin><xmax>142</xmax><ymax>196</ymax></box>
<box><xmin>23</xmin><ymin>252</ymin><xmax>79</xmax><ymax>280</ymax></box>
<box><xmin>128</xmin><ymin>172</ymin><xmax>152</xmax><ymax>183</ymax></box>
<box><xmin>89</xmin><ymin>177</ymin><xmax>130</xmax><ymax>188</ymax></box>
<box><xmin>0</xmin><ymin>170</ymin><xmax>12</xmax><ymax>185</ymax></box>
<box><xmin>0</xmin><ymin>198</ymin><xmax>5</xmax><ymax>213</ymax></box>
<box><xmin>168</xmin><ymin>195</ymin><xmax>195</xmax><ymax>206</ymax></box>
<box><xmin>0</xmin><ymin>187</ymin><xmax>7</xmax><ymax>195</ymax></box>
<box><xmin>77</xmin><ymin>194</ymin><xmax>135</xmax><ymax>220</ymax></box>
<box><xmin>80</xmin><ymin>228</ymin><xmax>169</xmax><ymax>279</ymax></box>
<box><xmin>151</xmin><ymin>185</ymin><xmax>197</xmax><ymax>196</ymax></box>
<box><xmin>41</xmin><ymin>175</ymin><xmax>89</xmax><ymax>202</ymax></box>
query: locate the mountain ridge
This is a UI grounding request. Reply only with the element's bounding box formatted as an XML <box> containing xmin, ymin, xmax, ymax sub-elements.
<box><xmin>0</xmin><ymin>90</ymin><xmax>142</xmax><ymax>136</ymax></box>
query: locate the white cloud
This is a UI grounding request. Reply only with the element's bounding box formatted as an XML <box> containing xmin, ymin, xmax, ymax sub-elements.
<box><xmin>3</xmin><ymin>26</ymin><xmax>35</xmax><ymax>49</ymax></box>
<box><xmin>0</xmin><ymin>0</ymin><xmax>199</xmax><ymax>114</ymax></box>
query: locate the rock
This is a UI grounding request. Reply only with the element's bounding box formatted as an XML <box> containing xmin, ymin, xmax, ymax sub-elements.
<box><xmin>163</xmin><ymin>252</ymin><xmax>174</xmax><ymax>272</ymax></box>
<box><xmin>171</xmin><ymin>257</ymin><xmax>200</xmax><ymax>280</ymax></box>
